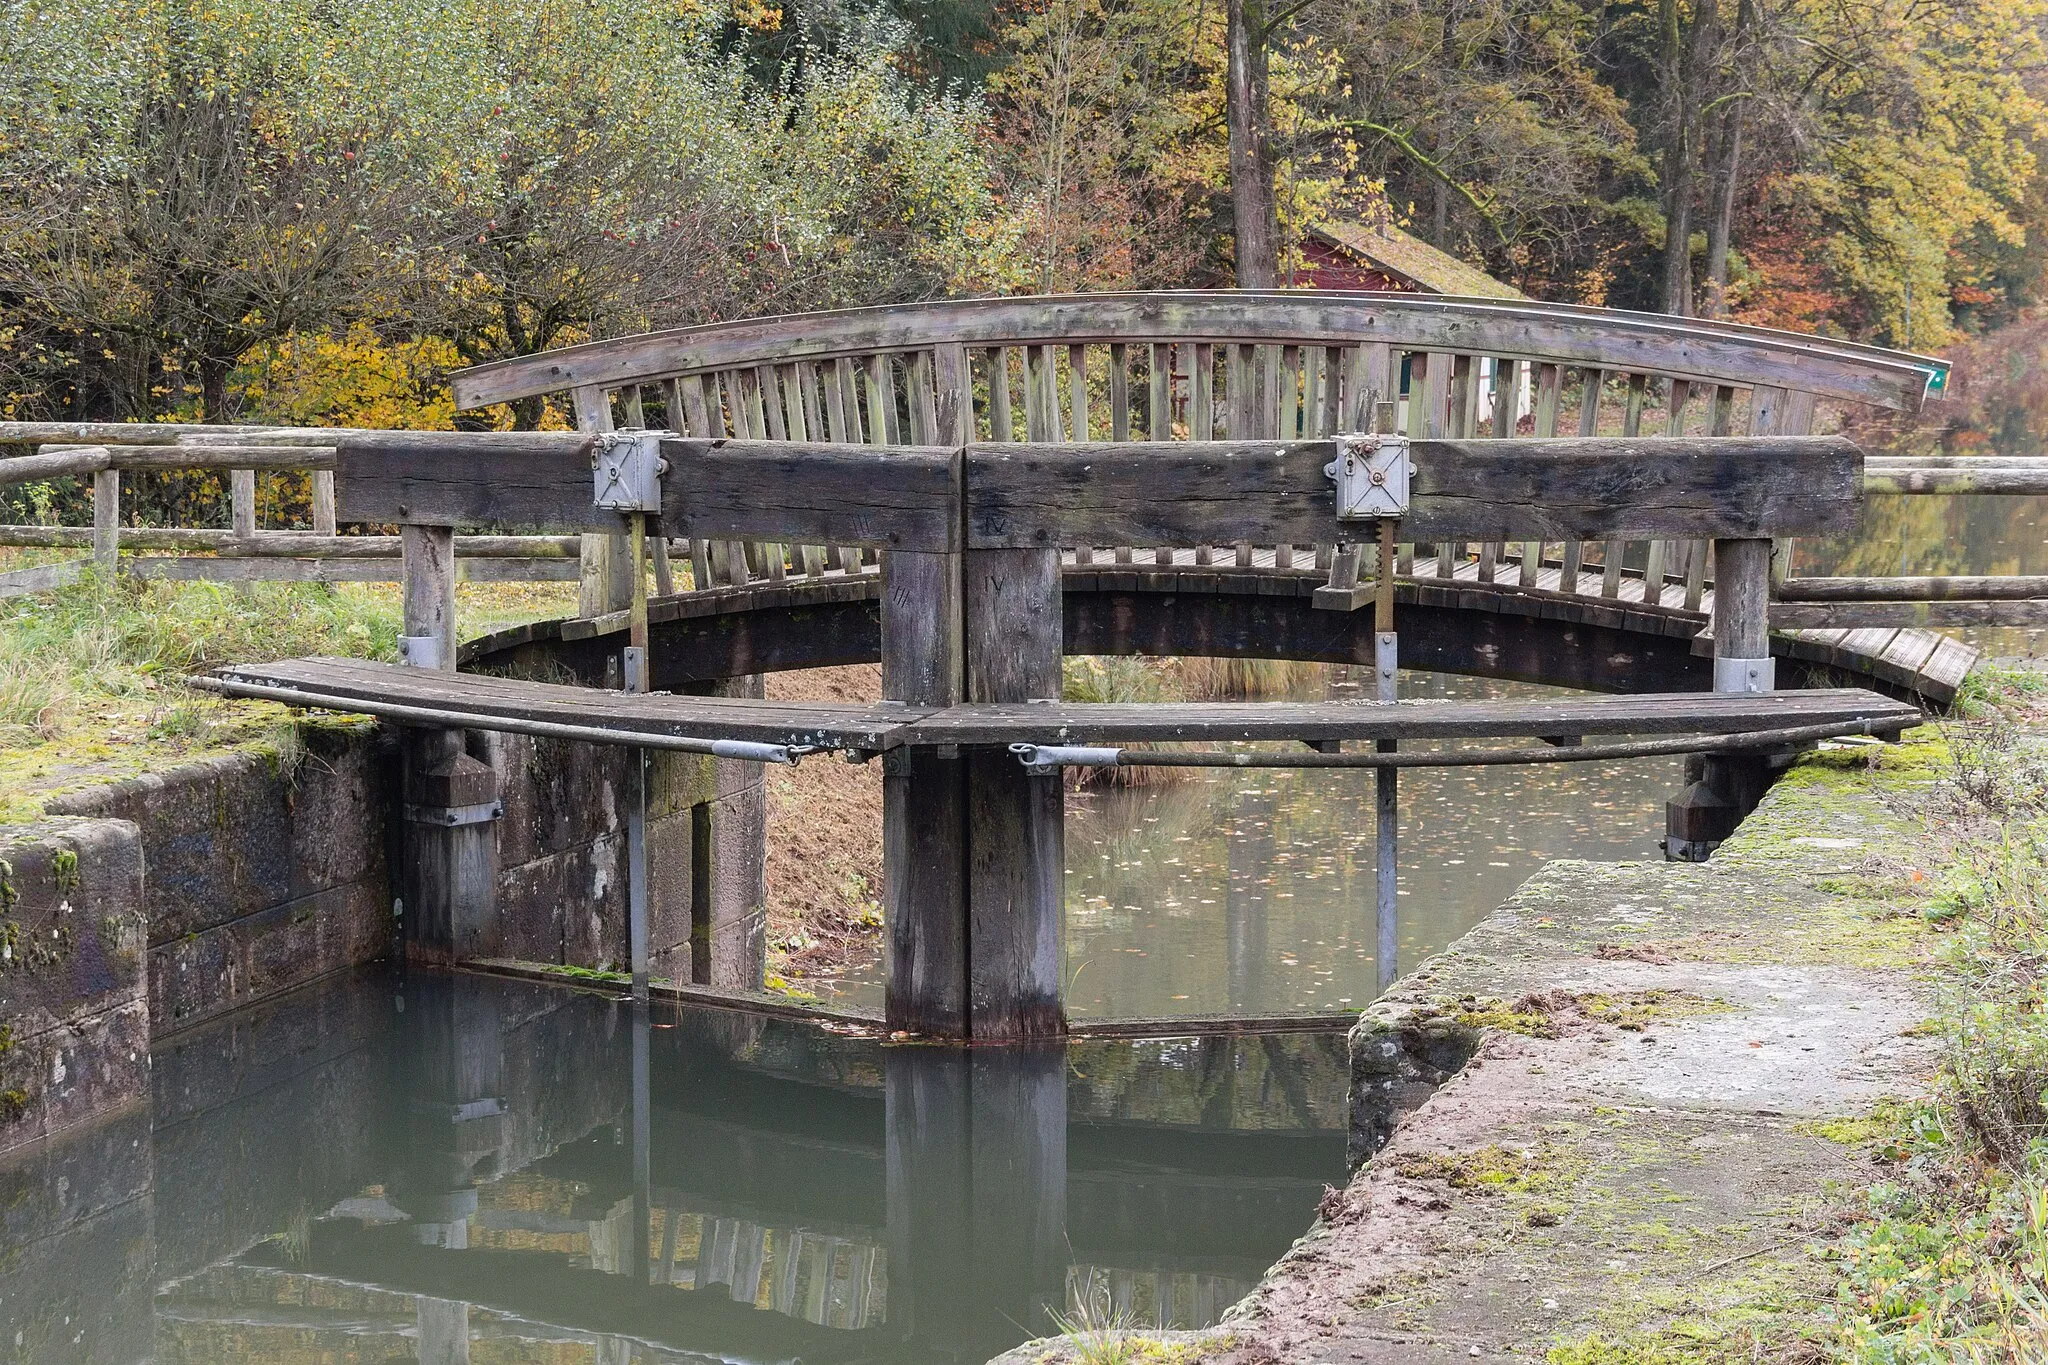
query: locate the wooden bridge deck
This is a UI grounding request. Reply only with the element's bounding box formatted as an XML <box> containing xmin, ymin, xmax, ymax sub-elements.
<box><xmin>210</xmin><ymin>659</ymin><xmax>1921</xmax><ymax>751</ymax></box>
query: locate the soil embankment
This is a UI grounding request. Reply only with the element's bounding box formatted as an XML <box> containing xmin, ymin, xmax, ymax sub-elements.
<box><xmin>763</xmin><ymin>665</ymin><xmax>884</xmax><ymax>986</ymax></box>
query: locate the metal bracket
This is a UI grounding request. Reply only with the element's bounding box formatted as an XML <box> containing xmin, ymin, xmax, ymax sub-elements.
<box><xmin>1328</xmin><ymin>433</ymin><xmax>1412</xmax><ymax>521</ymax></box>
<box><xmin>1375</xmin><ymin>631</ymin><xmax>1399</xmax><ymax>702</ymax></box>
<box><xmin>404</xmin><ymin>800</ymin><xmax>504</xmax><ymax>828</ymax></box>
<box><xmin>592</xmin><ymin>430</ymin><xmax>671</xmax><ymax>513</ymax></box>
<box><xmin>1010</xmin><ymin>742</ymin><xmax>1123</xmax><ymax>775</ymax></box>
<box><xmin>622</xmin><ymin>645</ymin><xmax>648</xmax><ymax>695</ymax></box>
<box><xmin>1713</xmin><ymin>656</ymin><xmax>1776</xmax><ymax>694</ymax></box>
<box><xmin>397</xmin><ymin>634</ymin><xmax>443</xmax><ymax>670</ymax></box>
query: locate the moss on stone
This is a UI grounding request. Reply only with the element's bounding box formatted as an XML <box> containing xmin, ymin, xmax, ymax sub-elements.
<box><xmin>1391</xmin><ymin>1142</ymin><xmax>1590</xmax><ymax>1197</ymax></box>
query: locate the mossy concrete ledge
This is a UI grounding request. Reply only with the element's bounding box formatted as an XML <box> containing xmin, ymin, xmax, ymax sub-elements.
<box><xmin>0</xmin><ymin>820</ymin><xmax>149</xmax><ymax>1155</ymax></box>
<box><xmin>995</xmin><ymin>735</ymin><xmax>1947</xmax><ymax>1365</ymax></box>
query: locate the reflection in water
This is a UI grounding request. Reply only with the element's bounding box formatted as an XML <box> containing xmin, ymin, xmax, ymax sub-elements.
<box><xmin>1800</xmin><ymin>491</ymin><xmax>2048</xmax><ymax>658</ymax></box>
<box><xmin>12</xmin><ymin>967</ymin><xmax>1344</xmax><ymax>1364</ymax></box>
<box><xmin>834</xmin><ymin>666</ymin><xmax>1683</xmax><ymax>1020</ymax></box>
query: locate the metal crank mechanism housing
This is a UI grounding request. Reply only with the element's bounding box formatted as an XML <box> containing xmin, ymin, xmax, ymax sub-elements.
<box><xmin>592</xmin><ymin>430</ymin><xmax>672</xmax><ymax>513</ymax></box>
<box><xmin>1328</xmin><ymin>433</ymin><xmax>1412</xmax><ymax>521</ymax></box>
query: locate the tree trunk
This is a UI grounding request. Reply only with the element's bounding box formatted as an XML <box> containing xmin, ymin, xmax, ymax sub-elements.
<box><xmin>1701</xmin><ymin>0</ymin><xmax>1755</xmax><ymax>319</ymax></box>
<box><xmin>1658</xmin><ymin>0</ymin><xmax>1721</xmax><ymax>317</ymax></box>
<box><xmin>1702</xmin><ymin>102</ymin><xmax>1744</xmax><ymax>318</ymax></box>
<box><xmin>1226</xmin><ymin>0</ymin><xmax>1279</xmax><ymax>288</ymax></box>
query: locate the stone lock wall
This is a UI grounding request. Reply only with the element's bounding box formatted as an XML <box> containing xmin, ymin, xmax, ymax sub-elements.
<box><xmin>0</xmin><ymin>820</ymin><xmax>149</xmax><ymax>1154</ymax></box>
<box><xmin>3</xmin><ymin>714</ymin><xmax>768</xmax><ymax>1154</ymax></box>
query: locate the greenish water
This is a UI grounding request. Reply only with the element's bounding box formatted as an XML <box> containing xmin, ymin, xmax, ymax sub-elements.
<box><xmin>5</xmin><ymin>969</ymin><xmax>1348</xmax><ymax>1363</ymax></box>
<box><xmin>824</xmin><ymin>665</ymin><xmax>1686</xmax><ymax>1020</ymax></box>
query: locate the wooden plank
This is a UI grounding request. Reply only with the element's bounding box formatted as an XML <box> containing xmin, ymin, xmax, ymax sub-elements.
<box><xmin>448</xmin><ymin>294</ymin><xmax>1947</xmax><ymax>415</ymax></box>
<box><xmin>667</xmin><ymin>441</ymin><xmax>962</xmax><ymax>552</ymax></box>
<box><xmin>899</xmin><ymin>687</ymin><xmax>1919</xmax><ymax>745</ymax></box>
<box><xmin>334</xmin><ymin>431</ymin><xmax>607</xmax><ymax>532</ymax></box>
<box><xmin>213</xmin><ymin>657</ymin><xmax>935</xmax><ymax>749</ymax></box>
<box><xmin>964</xmin><ymin>436</ymin><xmax>1865</xmax><ymax>549</ymax></box>
<box><xmin>0</xmin><ymin>557</ymin><xmax>85</xmax><ymax>598</ymax></box>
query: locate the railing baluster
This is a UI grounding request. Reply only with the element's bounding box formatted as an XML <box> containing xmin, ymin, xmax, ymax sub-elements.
<box><xmin>1022</xmin><ymin>346</ymin><xmax>1046</xmax><ymax>441</ymax></box>
<box><xmin>989</xmin><ymin>346</ymin><xmax>1016</xmax><ymax>442</ymax></box>
<box><xmin>1109</xmin><ymin>343</ymin><xmax>1130</xmax><ymax>442</ymax></box>
<box><xmin>1525</xmin><ymin>362</ymin><xmax>1562</xmax><ymax>588</ymax></box>
<box><xmin>1068</xmin><ymin>342</ymin><xmax>1089</xmax><ymax>441</ymax></box>
<box><xmin>907</xmin><ymin>350</ymin><xmax>940</xmax><ymax>446</ymax></box>
<box><xmin>864</xmin><ymin>355</ymin><xmax>897</xmax><ymax>444</ymax></box>
<box><xmin>1149</xmin><ymin>344</ymin><xmax>1172</xmax><ymax>563</ymax></box>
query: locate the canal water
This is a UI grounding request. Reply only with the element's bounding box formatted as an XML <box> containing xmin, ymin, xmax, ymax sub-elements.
<box><xmin>13</xmin><ymin>968</ymin><xmax>1346</xmax><ymax>1363</ymax></box>
<box><xmin>825</xmin><ymin>665</ymin><xmax>1688</xmax><ymax>1021</ymax></box>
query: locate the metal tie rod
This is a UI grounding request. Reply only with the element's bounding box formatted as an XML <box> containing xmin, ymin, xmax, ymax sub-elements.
<box><xmin>187</xmin><ymin>676</ymin><xmax>813</xmax><ymax>765</ymax></box>
<box><xmin>1008</xmin><ymin>715</ymin><xmax>1902</xmax><ymax>773</ymax></box>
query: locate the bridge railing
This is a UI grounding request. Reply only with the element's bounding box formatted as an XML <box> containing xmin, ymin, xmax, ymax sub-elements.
<box><xmin>448</xmin><ymin>290</ymin><xmax>1951</xmax><ymax>617</ymax></box>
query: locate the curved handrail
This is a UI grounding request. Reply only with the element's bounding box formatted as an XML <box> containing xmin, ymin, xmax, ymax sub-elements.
<box><xmin>450</xmin><ymin>290</ymin><xmax>1948</xmax><ymax>413</ymax></box>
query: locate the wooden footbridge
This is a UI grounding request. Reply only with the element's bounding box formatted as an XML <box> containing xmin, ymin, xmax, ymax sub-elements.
<box><xmin>0</xmin><ymin>291</ymin><xmax>2006</xmax><ymax>1040</ymax></box>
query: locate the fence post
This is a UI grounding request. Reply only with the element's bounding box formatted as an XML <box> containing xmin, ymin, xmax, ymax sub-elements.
<box><xmin>311</xmin><ymin>470</ymin><xmax>337</xmax><ymax>536</ymax></box>
<box><xmin>230</xmin><ymin>468</ymin><xmax>256</xmax><ymax>538</ymax></box>
<box><xmin>92</xmin><ymin>466</ymin><xmax>119</xmax><ymax>569</ymax></box>
<box><xmin>398</xmin><ymin>523</ymin><xmax>502</xmax><ymax>964</ymax></box>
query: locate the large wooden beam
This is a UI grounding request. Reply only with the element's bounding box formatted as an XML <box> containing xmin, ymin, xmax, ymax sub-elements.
<box><xmin>965</xmin><ymin>437</ymin><xmax>1865</xmax><ymax>549</ymax></box>
<box><xmin>335</xmin><ymin>432</ymin><xmax>603</xmax><ymax>531</ymax></box>
<box><xmin>662</xmin><ymin>439</ymin><xmax>960</xmax><ymax>551</ymax></box>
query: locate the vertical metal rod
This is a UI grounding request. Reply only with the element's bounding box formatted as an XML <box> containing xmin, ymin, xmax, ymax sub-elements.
<box><xmin>1375</xmin><ymin>518</ymin><xmax>1399</xmax><ymax>993</ymax></box>
<box><xmin>627</xmin><ymin>513</ymin><xmax>651</xmax><ymax>1000</ymax></box>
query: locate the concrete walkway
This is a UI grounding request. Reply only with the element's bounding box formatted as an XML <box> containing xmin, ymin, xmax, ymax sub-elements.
<box><xmin>999</xmin><ymin>735</ymin><xmax>1947</xmax><ymax>1364</ymax></box>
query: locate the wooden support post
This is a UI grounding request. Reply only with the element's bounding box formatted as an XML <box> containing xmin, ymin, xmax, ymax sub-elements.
<box><xmin>1667</xmin><ymin>536</ymin><xmax>1776</xmax><ymax>861</ymax></box>
<box><xmin>92</xmin><ymin>467</ymin><xmax>119</xmax><ymax>569</ymax></box>
<box><xmin>573</xmin><ymin>385</ymin><xmax>632</xmax><ymax>618</ymax></box>
<box><xmin>965</xmin><ymin>546</ymin><xmax>1066</xmax><ymax>1040</ymax></box>
<box><xmin>399</xmin><ymin>523</ymin><xmax>501</xmax><ymax>964</ymax></box>
<box><xmin>883</xmin><ymin>549</ymin><xmax>968</xmax><ymax>1036</ymax></box>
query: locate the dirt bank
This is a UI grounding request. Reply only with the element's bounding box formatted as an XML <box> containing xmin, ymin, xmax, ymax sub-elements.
<box><xmin>762</xmin><ymin>664</ymin><xmax>884</xmax><ymax>989</ymax></box>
